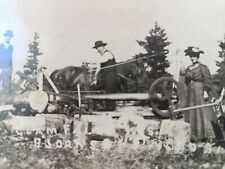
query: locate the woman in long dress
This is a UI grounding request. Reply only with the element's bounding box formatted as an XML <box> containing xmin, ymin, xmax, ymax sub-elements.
<box><xmin>184</xmin><ymin>46</ymin><xmax>218</xmax><ymax>141</ymax></box>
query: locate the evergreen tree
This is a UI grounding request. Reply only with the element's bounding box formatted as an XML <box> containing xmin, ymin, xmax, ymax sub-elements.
<box><xmin>23</xmin><ymin>32</ymin><xmax>43</xmax><ymax>77</ymax></box>
<box><xmin>215</xmin><ymin>36</ymin><xmax>225</xmax><ymax>87</ymax></box>
<box><xmin>136</xmin><ymin>22</ymin><xmax>171</xmax><ymax>80</ymax></box>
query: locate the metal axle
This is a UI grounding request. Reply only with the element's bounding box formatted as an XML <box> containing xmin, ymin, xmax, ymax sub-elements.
<box><xmin>173</xmin><ymin>102</ymin><xmax>218</xmax><ymax>113</ymax></box>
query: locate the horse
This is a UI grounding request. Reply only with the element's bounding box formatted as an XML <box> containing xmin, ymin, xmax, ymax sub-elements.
<box><xmin>45</xmin><ymin>66</ymin><xmax>90</xmax><ymax>92</ymax></box>
<box><xmin>46</xmin><ymin>59</ymin><xmax>149</xmax><ymax>94</ymax></box>
<box><xmin>116</xmin><ymin>60</ymin><xmax>149</xmax><ymax>93</ymax></box>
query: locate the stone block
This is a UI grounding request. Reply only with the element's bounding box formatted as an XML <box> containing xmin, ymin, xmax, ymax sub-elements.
<box><xmin>36</xmin><ymin>114</ymin><xmax>67</xmax><ymax>129</ymax></box>
<box><xmin>6</xmin><ymin>114</ymin><xmax>69</xmax><ymax>132</ymax></box>
<box><xmin>7</xmin><ymin>116</ymin><xmax>46</xmax><ymax>131</ymax></box>
<box><xmin>72</xmin><ymin>118</ymin><xmax>88</xmax><ymax>147</ymax></box>
<box><xmin>160</xmin><ymin>119</ymin><xmax>191</xmax><ymax>154</ymax></box>
<box><xmin>81</xmin><ymin>115</ymin><xmax>117</xmax><ymax>137</ymax></box>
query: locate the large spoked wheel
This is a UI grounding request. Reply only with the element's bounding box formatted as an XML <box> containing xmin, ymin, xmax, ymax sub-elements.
<box><xmin>149</xmin><ymin>77</ymin><xmax>185</xmax><ymax>118</ymax></box>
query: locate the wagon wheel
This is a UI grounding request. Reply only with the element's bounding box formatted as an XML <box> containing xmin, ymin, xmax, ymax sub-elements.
<box><xmin>149</xmin><ymin>77</ymin><xmax>185</xmax><ymax>118</ymax></box>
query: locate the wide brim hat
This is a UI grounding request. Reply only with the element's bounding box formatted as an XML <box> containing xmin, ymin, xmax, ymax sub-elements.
<box><xmin>184</xmin><ymin>46</ymin><xmax>204</xmax><ymax>56</ymax></box>
<box><xmin>4</xmin><ymin>30</ymin><xmax>14</xmax><ymax>37</ymax></box>
<box><xmin>93</xmin><ymin>40</ymin><xmax>107</xmax><ymax>49</ymax></box>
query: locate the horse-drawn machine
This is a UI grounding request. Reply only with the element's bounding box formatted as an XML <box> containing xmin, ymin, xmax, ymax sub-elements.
<box><xmin>1</xmin><ymin>52</ymin><xmax>224</xmax><ymax>123</ymax></box>
<box><xmin>2</xmin><ymin>55</ymin><xmax>186</xmax><ymax>119</ymax></box>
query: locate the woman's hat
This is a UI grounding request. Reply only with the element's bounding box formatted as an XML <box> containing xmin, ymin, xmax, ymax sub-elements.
<box><xmin>184</xmin><ymin>46</ymin><xmax>204</xmax><ymax>56</ymax></box>
<box><xmin>93</xmin><ymin>40</ymin><xmax>107</xmax><ymax>49</ymax></box>
<box><xmin>4</xmin><ymin>30</ymin><xmax>14</xmax><ymax>37</ymax></box>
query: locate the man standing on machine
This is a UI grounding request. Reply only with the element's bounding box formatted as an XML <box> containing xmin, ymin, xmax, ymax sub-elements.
<box><xmin>92</xmin><ymin>40</ymin><xmax>118</xmax><ymax>111</ymax></box>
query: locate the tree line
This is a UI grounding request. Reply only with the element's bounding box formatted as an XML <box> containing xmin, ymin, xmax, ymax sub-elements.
<box><xmin>23</xmin><ymin>22</ymin><xmax>225</xmax><ymax>92</ymax></box>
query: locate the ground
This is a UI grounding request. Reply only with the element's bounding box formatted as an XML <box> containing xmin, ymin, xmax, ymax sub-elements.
<box><xmin>1</xmin><ymin>105</ymin><xmax>225</xmax><ymax>169</ymax></box>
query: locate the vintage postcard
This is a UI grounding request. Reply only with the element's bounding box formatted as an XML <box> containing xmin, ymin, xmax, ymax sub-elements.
<box><xmin>0</xmin><ymin>0</ymin><xmax>225</xmax><ymax>168</ymax></box>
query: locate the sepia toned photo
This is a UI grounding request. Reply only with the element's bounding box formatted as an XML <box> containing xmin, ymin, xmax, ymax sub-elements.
<box><xmin>1</xmin><ymin>0</ymin><xmax>225</xmax><ymax>168</ymax></box>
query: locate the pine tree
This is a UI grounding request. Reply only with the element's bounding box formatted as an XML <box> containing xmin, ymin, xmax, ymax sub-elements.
<box><xmin>215</xmin><ymin>36</ymin><xmax>225</xmax><ymax>87</ymax></box>
<box><xmin>23</xmin><ymin>32</ymin><xmax>43</xmax><ymax>77</ymax></box>
<box><xmin>136</xmin><ymin>22</ymin><xmax>171</xmax><ymax>80</ymax></box>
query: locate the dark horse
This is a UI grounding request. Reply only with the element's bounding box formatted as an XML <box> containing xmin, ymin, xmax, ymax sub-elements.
<box><xmin>45</xmin><ymin>66</ymin><xmax>90</xmax><ymax>92</ymax></box>
<box><xmin>116</xmin><ymin>60</ymin><xmax>148</xmax><ymax>93</ymax></box>
<box><xmin>46</xmin><ymin>60</ymin><xmax>148</xmax><ymax>93</ymax></box>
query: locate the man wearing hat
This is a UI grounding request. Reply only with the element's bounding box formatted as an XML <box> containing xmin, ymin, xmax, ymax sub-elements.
<box><xmin>184</xmin><ymin>46</ymin><xmax>218</xmax><ymax>141</ymax></box>
<box><xmin>0</xmin><ymin>30</ymin><xmax>14</xmax><ymax>94</ymax></box>
<box><xmin>92</xmin><ymin>40</ymin><xmax>118</xmax><ymax>111</ymax></box>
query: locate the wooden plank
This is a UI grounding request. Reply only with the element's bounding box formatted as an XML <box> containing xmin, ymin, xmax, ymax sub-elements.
<box><xmin>84</xmin><ymin>93</ymin><xmax>149</xmax><ymax>101</ymax></box>
<box><xmin>42</xmin><ymin>69</ymin><xmax>59</xmax><ymax>94</ymax></box>
<box><xmin>46</xmin><ymin>91</ymin><xmax>78</xmax><ymax>101</ymax></box>
<box><xmin>92</xmin><ymin>110</ymin><xmax>154</xmax><ymax>118</ymax></box>
<box><xmin>0</xmin><ymin>104</ymin><xmax>15</xmax><ymax>112</ymax></box>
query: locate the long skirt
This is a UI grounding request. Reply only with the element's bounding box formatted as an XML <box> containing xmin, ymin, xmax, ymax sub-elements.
<box><xmin>184</xmin><ymin>82</ymin><xmax>216</xmax><ymax>140</ymax></box>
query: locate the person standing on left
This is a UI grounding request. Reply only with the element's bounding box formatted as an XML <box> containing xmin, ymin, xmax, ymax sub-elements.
<box><xmin>0</xmin><ymin>30</ymin><xmax>14</xmax><ymax>94</ymax></box>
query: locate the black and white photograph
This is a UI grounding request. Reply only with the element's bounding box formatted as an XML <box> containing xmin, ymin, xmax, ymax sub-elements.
<box><xmin>1</xmin><ymin>0</ymin><xmax>225</xmax><ymax>168</ymax></box>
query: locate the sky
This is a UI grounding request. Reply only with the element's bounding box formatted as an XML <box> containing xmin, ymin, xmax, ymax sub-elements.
<box><xmin>0</xmin><ymin>0</ymin><xmax>225</xmax><ymax>76</ymax></box>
